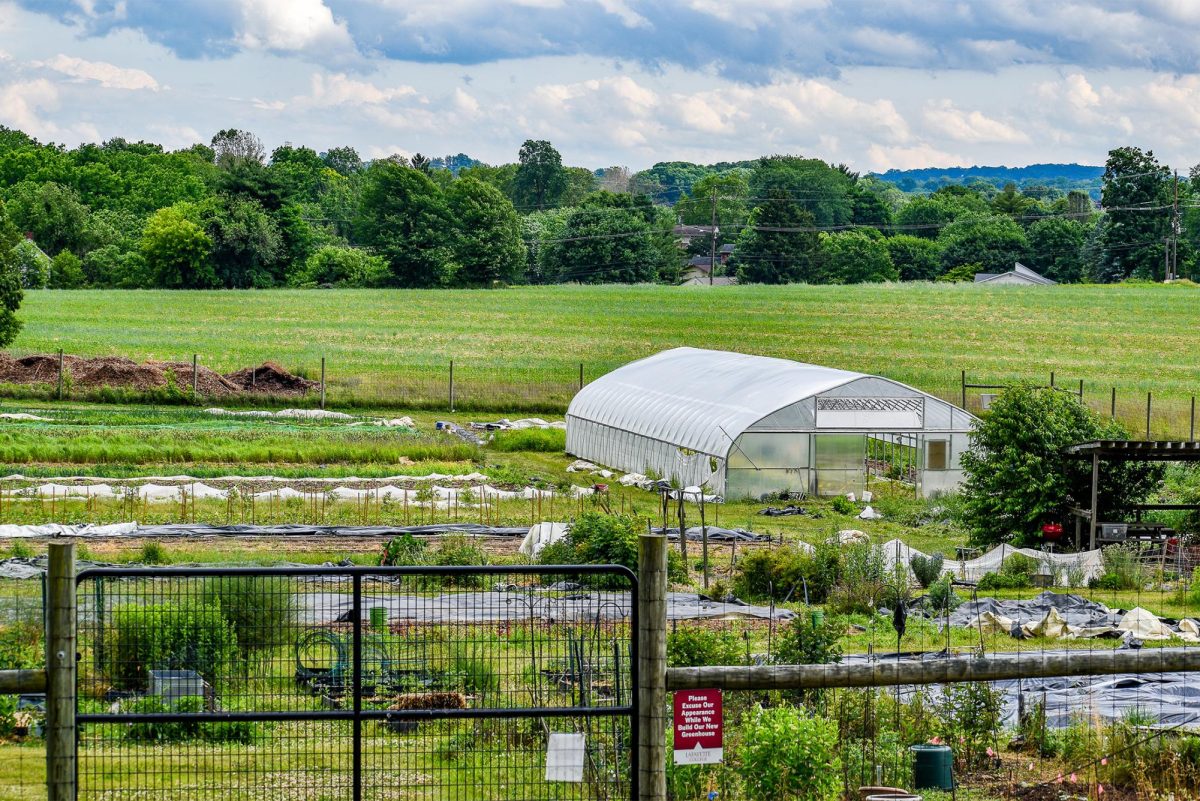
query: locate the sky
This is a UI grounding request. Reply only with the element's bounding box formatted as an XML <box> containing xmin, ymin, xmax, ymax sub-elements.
<box><xmin>1</xmin><ymin>0</ymin><xmax>1199</xmax><ymax>173</ymax></box>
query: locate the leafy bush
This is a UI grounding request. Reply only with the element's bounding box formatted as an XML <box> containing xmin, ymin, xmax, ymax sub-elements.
<box><xmin>925</xmin><ymin>575</ymin><xmax>961</xmax><ymax>612</ymax></box>
<box><xmin>539</xmin><ymin>512</ymin><xmax>685</xmax><ymax>586</ymax></box>
<box><xmin>830</xmin><ymin>495</ymin><xmax>857</xmax><ymax>515</ymax></box>
<box><xmin>122</xmin><ymin>695</ymin><xmax>260</xmax><ymax>744</ymax></box>
<box><xmin>775</xmin><ymin>612</ymin><xmax>843</xmax><ymax>666</ymax></box>
<box><xmin>667</xmin><ymin>626</ymin><xmax>743</xmax><ymax>667</ymax></box>
<box><xmin>138</xmin><ymin>540</ymin><xmax>169</xmax><ymax>565</ymax></box>
<box><xmin>381</xmin><ymin>533</ymin><xmax>428</xmax><ymax>566</ymax></box>
<box><xmin>736</xmin><ymin>705</ymin><xmax>842</xmax><ymax>801</ymax></box>
<box><xmin>910</xmin><ymin>552</ymin><xmax>945</xmax><ymax>588</ymax></box>
<box><xmin>201</xmin><ymin>575</ymin><xmax>297</xmax><ymax>660</ymax></box>
<box><xmin>449</xmin><ymin>644</ymin><xmax>500</xmax><ymax>698</ymax></box>
<box><xmin>733</xmin><ymin>541</ymin><xmax>840</xmax><ymax>603</ymax></box>
<box><xmin>291</xmin><ymin>245</ymin><xmax>389</xmax><ymax>287</ymax></box>
<box><xmin>0</xmin><ymin>620</ymin><xmax>42</xmax><ymax>670</ymax></box>
<box><xmin>938</xmin><ymin>681</ymin><xmax>1003</xmax><ymax>770</ymax></box>
<box><xmin>109</xmin><ymin>602</ymin><xmax>239</xmax><ymax>690</ymax></box>
<box><xmin>977</xmin><ymin>571</ymin><xmax>1030</xmax><ymax>590</ymax></box>
<box><xmin>1097</xmin><ymin>543</ymin><xmax>1146</xmax><ymax>590</ymax></box>
<box><xmin>827</xmin><ymin>543</ymin><xmax>888</xmax><ymax>614</ymax></box>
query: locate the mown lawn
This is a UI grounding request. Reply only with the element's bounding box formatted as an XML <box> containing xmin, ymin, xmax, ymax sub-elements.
<box><xmin>15</xmin><ymin>283</ymin><xmax>1200</xmax><ymax>427</ymax></box>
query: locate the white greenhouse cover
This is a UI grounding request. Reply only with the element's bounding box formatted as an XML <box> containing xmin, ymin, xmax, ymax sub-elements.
<box><xmin>567</xmin><ymin>347</ymin><xmax>866</xmax><ymax>457</ymax></box>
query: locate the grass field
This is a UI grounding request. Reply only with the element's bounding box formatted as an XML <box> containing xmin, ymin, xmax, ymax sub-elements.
<box><xmin>16</xmin><ymin>283</ymin><xmax>1200</xmax><ymax>427</ymax></box>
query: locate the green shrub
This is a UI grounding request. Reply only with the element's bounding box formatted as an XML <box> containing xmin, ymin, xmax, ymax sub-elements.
<box><xmin>138</xmin><ymin>541</ymin><xmax>169</xmax><ymax>565</ymax></box>
<box><xmin>667</xmin><ymin>626</ymin><xmax>743</xmax><ymax>667</ymax></box>
<box><xmin>122</xmin><ymin>695</ymin><xmax>260</xmax><ymax>744</ymax></box>
<box><xmin>910</xmin><ymin>552</ymin><xmax>944</xmax><ymax>588</ymax></box>
<box><xmin>449</xmin><ymin>644</ymin><xmax>500</xmax><ymax>698</ymax></box>
<box><xmin>489</xmin><ymin>428</ymin><xmax>565</xmax><ymax>452</ymax></box>
<box><xmin>0</xmin><ymin>620</ymin><xmax>42</xmax><ymax>670</ymax></box>
<box><xmin>830</xmin><ymin>496</ymin><xmax>857</xmax><ymax>515</ymax></box>
<box><xmin>736</xmin><ymin>705</ymin><xmax>842</xmax><ymax>801</ymax></box>
<box><xmin>1001</xmin><ymin>552</ymin><xmax>1039</xmax><ymax>578</ymax></box>
<box><xmin>540</xmin><ymin>512</ymin><xmax>659</xmax><ymax>587</ymax></box>
<box><xmin>925</xmin><ymin>575</ymin><xmax>961</xmax><ymax>612</ymax></box>
<box><xmin>381</xmin><ymin>533</ymin><xmax>428</xmax><ymax>566</ymax></box>
<box><xmin>977</xmin><ymin>571</ymin><xmax>1030</xmax><ymax>590</ymax></box>
<box><xmin>775</xmin><ymin>612</ymin><xmax>842</xmax><ymax>666</ymax></box>
<box><xmin>1098</xmin><ymin>543</ymin><xmax>1146</xmax><ymax>590</ymax></box>
<box><xmin>200</xmin><ymin>575</ymin><xmax>297</xmax><ymax>660</ymax></box>
<box><xmin>430</xmin><ymin>535</ymin><xmax>489</xmax><ymax>586</ymax></box>
<box><xmin>733</xmin><ymin>541</ymin><xmax>840</xmax><ymax>603</ymax></box>
<box><xmin>827</xmin><ymin>543</ymin><xmax>888</xmax><ymax>614</ymax></box>
<box><xmin>109</xmin><ymin>602</ymin><xmax>239</xmax><ymax>690</ymax></box>
<box><xmin>938</xmin><ymin>681</ymin><xmax>1003</xmax><ymax>770</ymax></box>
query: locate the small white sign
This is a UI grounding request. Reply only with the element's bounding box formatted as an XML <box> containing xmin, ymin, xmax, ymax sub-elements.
<box><xmin>674</xmin><ymin>741</ymin><xmax>724</xmax><ymax>765</ymax></box>
<box><xmin>545</xmin><ymin>732</ymin><xmax>586</xmax><ymax>782</ymax></box>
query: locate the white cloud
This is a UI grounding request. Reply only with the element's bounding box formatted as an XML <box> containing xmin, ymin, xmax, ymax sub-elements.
<box><xmin>865</xmin><ymin>143</ymin><xmax>966</xmax><ymax>171</ymax></box>
<box><xmin>0</xmin><ymin>78</ymin><xmax>100</xmax><ymax>143</ymax></box>
<box><xmin>235</xmin><ymin>0</ymin><xmax>353</xmax><ymax>53</ymax></box>
<box><xmin>146</xmin><ymin>123</ymin><xmax>202</xmax><ymax>150</ymax></box>
<box><xmin>923</xmin><ymin>99</ymin><xmax>1029</xmax><ymax>144</ymax></box>
<box><xmin>305</xmin><ymin>73</ymin><xmax>418</xmax><ymax>107</ymax></box>
<box><xmin>40</xmin><ymin>54</ymin><xmax>159</xmax><ymax>91</ymax></box>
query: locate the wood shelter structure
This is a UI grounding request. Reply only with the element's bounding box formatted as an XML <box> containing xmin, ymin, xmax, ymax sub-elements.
<box><xmin>1064</xmin><ymin>440</ymin><xmax>1200</xmax><ymax>549</ymax></box>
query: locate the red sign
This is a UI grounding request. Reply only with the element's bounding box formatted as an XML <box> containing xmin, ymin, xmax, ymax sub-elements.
<box><xmin>673</xmin><ymin>689</ymin><xmax>723</xmax><ymax>764</ymax></box>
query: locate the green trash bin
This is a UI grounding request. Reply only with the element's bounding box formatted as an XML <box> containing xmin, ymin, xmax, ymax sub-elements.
<box><xmin>910</xmin><ymin>744</ymin><xmax>953</xmax><ymax>791</ymax></box>
<box><xmin>369</xmin><ymin>606</ymin><xmax>387</xmax><ymax>633</ymax></box>
<box><xmin>810</xmin><ymin>609</ymin><xmax>825</xmax><ymax>628</ymax></box>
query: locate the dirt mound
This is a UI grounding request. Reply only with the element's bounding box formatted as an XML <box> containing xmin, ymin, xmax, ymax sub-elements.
<box><xmin>0</xmin><ymin>353</ymin><xmax>316</xmax><ymax>397</ymax></box>
<box><xmin>224</xmin><ymin>362</ymin><xmax>318</xmax><ymax>396</ymax></box>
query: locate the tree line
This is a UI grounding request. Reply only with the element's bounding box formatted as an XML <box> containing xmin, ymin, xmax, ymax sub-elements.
<box><xmin>0</xmin><ymin>125</ymin><xmax>1192</xmax><ymax>289</ymax></box>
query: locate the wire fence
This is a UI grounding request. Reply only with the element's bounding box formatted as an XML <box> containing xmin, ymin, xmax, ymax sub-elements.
<box><xmin>74</xmin><ymin>565</ymin><xmax>636</xmax><ymax>801</ymax></box>
<box><xmin>0</xmin><ymin>575</ymin><xmax>47</xmax><ymax>801</ymax></box>
<box><xmin>8</xmin><ymin>350</ymin><xmax>1200</xmax><ymax>439</ymax></box>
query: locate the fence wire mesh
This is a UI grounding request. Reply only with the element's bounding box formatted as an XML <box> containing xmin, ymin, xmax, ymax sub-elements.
<box><xmin>0</xmin><ymin>575</ymin><xmax>46</xmax><ymax>801</ymax></box>
<box><xmin>75</xmin><ymin>566</ymin><xmax>636</xmax><ymax>801</ymax></box>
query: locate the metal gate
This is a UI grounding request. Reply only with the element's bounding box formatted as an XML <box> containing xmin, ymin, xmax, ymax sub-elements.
<box><xmin>75</xmin><ymin>564</ymin><xmax>638</xmax><ymax>801</ymax></box>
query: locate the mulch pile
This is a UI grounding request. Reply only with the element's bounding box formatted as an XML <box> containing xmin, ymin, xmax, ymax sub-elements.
<box><xmin>0</xmin><ymin>353</ymin><xmax>318</xmax><ymax>397</ymax></box>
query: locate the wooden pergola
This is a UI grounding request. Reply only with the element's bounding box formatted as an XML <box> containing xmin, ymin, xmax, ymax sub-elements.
<box><xmin>1063</xmin><ymin>440</ymin><xmax>1200</xmax><ymax>549</ymax></box>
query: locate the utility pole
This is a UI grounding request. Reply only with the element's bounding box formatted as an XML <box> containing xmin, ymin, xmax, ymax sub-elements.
<box><xmin>1171</xmin><ymin>170</ymin><xmax>1180</xmax><ymax>281</ymax></box>
<box><xmin>709</xmin><ymin>191</ymin><xmax>718</xmax><ymax>286</ymax></box>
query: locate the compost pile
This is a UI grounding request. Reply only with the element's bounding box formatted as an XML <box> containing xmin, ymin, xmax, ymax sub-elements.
<box><xmin>0</xmin><ymin>353</ymin><xmax>316</xmax><ymax>397</ymax></box>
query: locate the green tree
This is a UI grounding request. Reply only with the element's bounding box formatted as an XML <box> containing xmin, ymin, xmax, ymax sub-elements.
<box><xmin>1027</xmin><ymin>217</ymin><xmax>1090</xmax><ymax>283</ymax></box>
<box><xmin>675</xmin><ymin>172</ymin><xmax>750</xmax><ymax>259</ymax></box>
<box><xmin>446</xmin><ymin>177</ymin><xmax>525</xmax><ymax>286</ymax></box>
<box><xmin>457</xmin><ymin>163</ymin><xmax>518</xmax><ymax>200</ymax></box>
<box><xmin>140</xmin><ymin>204</ymin><xmax>215</xmax><ymax>288</ymax></box>
<box><xmin>541</xmin><ymin>198</ymin><xmax>660</xmax><ymax>284</ymax></box>
<box><xmin>0</xmin><ymin>201</ymin><xmax>24</xmax><ymax>346</ymax></box>
<box><xmin>211</xmin><ymin>129</ymin><xmax>265</xmax><ymax>170</ymax></box>
<box><xmin>291</xmin><ymin>245</ymin><xmax>388</xmax><ymax>287</ymax></box>
<box><xmin>1097</xmin><ymin>146</ymin><xmax>1172</xmax><ymax>282</ymax></box>
<box><xmin>49</xmin><ymin>250</ymin><xmax>85</xmax><ymax>288</ymax></box>
<box><xmin>560</xmin><ymin>167</ymin><xmax>597</xmax><ymax>207</ymax></box>
<box><xmin>321</xmin><ymin>146</ymin><xmax>363</xmax><ymax>176</ymax></box>
<box><xmin>819</xmin><ymin>230</ymin><xmax>898</xmax><ymax>283</ymax></box>
<box><xmin>355</xmin><ymin>161</ymin><xmax>454</xmax><ymax>287</ymax></box>
<box><xmin>885</xmin><ymin>234</ymin><xmax>942</xmax><ymax>280</ymax></box>
<box><xmin>10</xmin><ymin>239</ymin><xmax>50</xmax><ymax>288</ymax></box>
<box><xmin>520</xmin><ymin>208</ymin><xmax>571</xmax><ymax>284</ymax></box>
<box><xmin>960</xmin><ymin>385</ymin><xmax>1163</xmax><ymax>545</ymax></box>
<box><xmin>733</xmin><ymin>190</ymin><xmax>819</xmax><ymax>284</ymax></box>
<box><xmin>938</xmin><ymin>214</ymin><xmax>1029</xmax><ymax>274</ymax></box>
<box><xmin>513</xmin><ymin>140</ymin><xmax>567</xmax><ymax>210</ymax></box>
<box><xmin>5</xmin><ymin>181</ymin><xmax>90</xmax><ymax>255</ymax></box>
<box><xmin>991</xmin><ymin>182</ymin><xmax>1036</xmax><ymax>217</ymax></box>
<box><xmin>749</xmin><ymin>156</ymin><xmax>856</xmax><ymax>228</ymax></box>
<box><xmin>196</xmin><ymin>196</ymin><xmax>283</xmax><ymax>288</ymax></box>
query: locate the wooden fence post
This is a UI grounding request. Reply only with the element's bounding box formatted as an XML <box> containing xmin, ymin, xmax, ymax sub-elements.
<box><xmin>46</xmin><ymin>542</ymin><xmax>76</xmax><ymax>801</ymax></box>
<box><xmin>1111</xmin><ymin>387</ymin><xmax>1116</xmax><ymax>420</ymax></box>
<box><xmin>638</xmin><ymin>531</ymin><xmax>667</xmax><ymax>801</ymax></box>
<box><xmin>449</xmin><ymin>361</ymin><xmax>455</xmax><ymax>412</ymax></box>
<box><xmin>960</xmin><ymin>370</ymin><xmax>966</xmax><ymax>410</ymax></box>
<box><xmin>191</xmin><ymin>354</ymin><xmax>198</xmax><ymax>396</ymax></box>
<box><xmin>320</xmin><ymin>357</ymin><xmax>326</xmax><ymax>410</ymax></box>
<box><xmin>579</xmin><ymin>363</ymin><xmax>584</xmax><ymax>393</ymax></box>
<box><xmin>57</xmin><ymin>349</ymin><xmax>65</xmax><ymax>400</ymax></box>
<box><xmin>1147</xmin><ymin>392</ymin><xmax>1152</xmax><ymax>440</ymax></box>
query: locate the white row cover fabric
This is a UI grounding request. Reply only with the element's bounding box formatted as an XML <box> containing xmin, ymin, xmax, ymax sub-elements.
<box><xmin>0</xmin><ymin>522</ymin><xmax>138</xmax><ymax>539</ymax></box>
<box><xmin>881</xmin><ymin>539</ymin><xmax>1105</xmax><ymax>584</ymax></box>
<box><xmin>970</xmin><ymin>606</ymin><xmax>1199</xmax><ymax>642</ymax></box>
<box><xmin>4</xmin><ymin>482</ymin><xmax>595</xmax><ymax>505</ymax></box>
<box><xmin>0</xmin><ymin>471</ymin><xmax>492</xmax><ymax>484</ymax></box>
<box><xmin>519</xmin><ymin>522</ymin><xmax>570</xmax><ymax>557</ymax></box>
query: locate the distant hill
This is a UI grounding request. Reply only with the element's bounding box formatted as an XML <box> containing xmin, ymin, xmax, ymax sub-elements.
<box><xmin>873</xmin><ymin>163</ymin><xmax>1104</xmax><ymax>197</ymax></box>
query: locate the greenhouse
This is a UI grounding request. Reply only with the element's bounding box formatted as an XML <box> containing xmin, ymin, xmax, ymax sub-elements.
<box><xmin>565</xmin><ymin>347</ymin><xmax>978</xmax><ymax>500</ymax></box>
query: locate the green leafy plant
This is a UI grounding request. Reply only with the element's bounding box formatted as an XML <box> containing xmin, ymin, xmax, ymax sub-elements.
<box><xmin>925</xmin><ymin>575</ymin><xmax>961</xmax><ymax>613</ymax></box>
<box><xmin>775</xmin><ymin>612</ymin><xmax>843</xmax><ymax>667</ymax></box>
<box><xmin>138</xmin><ymin>540</ymin><xmax>169</xmax><ymax>565</ymax></box>
<box><xmin>122</xmin><ymin>695</ymin><xmax>260</xmax><ymax>744</ymax></box>
<box><xmin>200</xmin><ymin>575</ymin><xmax>297</xmax><ymax>661</ymax></box>
<box><xmin>539</xmin><ymin>512</ymin><xmax>668</xmax><ymax>587</ymax></box>
<box><xmin>938</xmin><ymin>681</ymin><xmax>1003</xmax><ymax>770</ymax></box>
<box><xmin>1097</xmin><ymin>543</ymin><xmax>1146</xmax><ymax>590</ymax></box>
<box><xmin>667</xmin><ymin>626</ymin><xmax>743</xmax><ymax>667</ymax></box>
<box><xmin>381</xmin><ymin>533</ymin><xmax>428</xmax><ymax>566</ymax></box>
<box><xmin>109</xmin><ymin>602</ymin><xmax>239</xmax><ymax>690</ymax></box>
<box><xmin>733</xmin><ymin>541</ymin><xmax>840</xmax><ymax>603</ymax></box>
<box><xmin>827</xmin><ymin>543</ymin><xmax>888</xmax><ymax>614</ymax></box>
<box><xmin>910</xmin><ymin>551</ymin><xmax>945</xmax><ymax>588</ymax></box>
<box><xmin>736</xmin><ymin>705</ymin><xmax>842</xmax><ymax>801</ymax></box>
<box><xmin>830</xmin><ymin>495</ymin><xmax>857</xmax><ymax>515</ymax></box>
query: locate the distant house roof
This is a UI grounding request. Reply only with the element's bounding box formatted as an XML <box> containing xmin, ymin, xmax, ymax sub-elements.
<box><xmin>719</xmin><ymin>243</ymin><xmax>736</xmax><ymax>254</ymax></box>
<box><xmin>673</xmin><ymin>224</ymin><xmax>716</xmax><ymax>238</ymax></box>
<box><xmin>974</xmin><ymin>262</ymin><xmax>1056</xmax><ymax>285</ymax></box>
<box><xmin>687</xmin><ymin>255</ymin><xmax>715</xmax><ymax>270</ymax></box>
<box><xmin>680</xmin><ymin>275</ymin><xmax>738</xmax><ymax>287</ymax></box>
